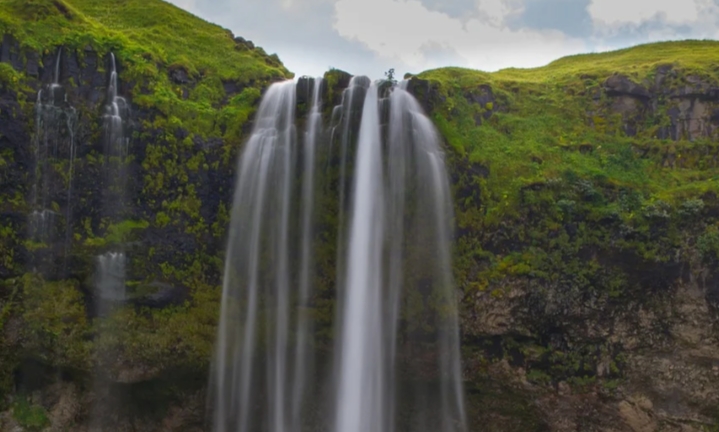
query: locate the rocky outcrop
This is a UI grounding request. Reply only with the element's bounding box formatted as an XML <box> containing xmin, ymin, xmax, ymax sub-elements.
<box><xmin>601</xmin><ymin>70</ymin><xmax>719</xmax><ymax>141</ymax></box>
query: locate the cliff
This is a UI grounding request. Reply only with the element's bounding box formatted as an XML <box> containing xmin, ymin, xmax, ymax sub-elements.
<box><xmin>409</xmin><ymin>41</ymin><xmax>719</xmax><ymax>431</ymax></box>
<box><xmin>0</xmin><ymin>0</ymin><xmax>718</xmax><ymax>430</ymax></box>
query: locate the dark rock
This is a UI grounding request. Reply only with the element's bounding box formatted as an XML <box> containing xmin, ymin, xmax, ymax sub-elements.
<box><xmin>711</xmin><ymin>108</ymin><xmax>719</xmax><ymax>125</ymax></box>
<box><xmin>1</xmin><ymin>34</ymin><xmax>24</xmax><ymax>72</ymax></box>
<box><xmin>405</xmin><ymin>77</ymin><xmax>444</xmax><ymax>114</ymax></box>
<box><xmin>603</xmin><ymin>74</ymin><xmax>651</xmax><ymax>99</ymax></box>
<box><xmin>169</xmin><ymin>66</ymin><xmax>191</xmax><ymax>84</ymax></box>
<box><xmin>233</xmin><ymin>36</ymin><xmax>255</xmax><ymax>51</ymax></box>
<box><xmin>222</xmin><ymin>79</ymin><xmax>245</xmax><ymax>100</ymax></box>
<box><xmin>130</xmin><ymin>282</ymin><xmax>189</xmax><ymax>309</ymax></box>
<box><xmin>653</xmin><ymin>64</ymin><xmax>674</xmax><ymax>87</ymax></box>
<box><xmin>25</xmin><ymin>52</ymin><xmax>39</xmax><ymax>77</ymax></box>
<box><xmin>464</xmin><ymin>84</ymin><xmax>495</xmax><ymax>108</ymax></box>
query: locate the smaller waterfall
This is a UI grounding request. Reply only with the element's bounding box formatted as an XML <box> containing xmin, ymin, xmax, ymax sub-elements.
<box><xmin>101</xmin><ymin>53</ymin><xmax>130</xmax><ymax>219</ymax></box>
<box><xmin>94</xmin><ymin>252</ymin><xmax>127</xmax><ymax>309</ymax></box>
<box><xmin>28</xmin><ymin>209</ymin><xmax>57</xmax><ymax>243</ymax></box>
<box><xmin>103</xmin><ymin>53</ymin><xmax>129</xmax><ymax>159</ymax></box>
<box><xmin>29</xmin><ymin>47</ymin><xmax>77</xmax><ymax>272</ymax></box>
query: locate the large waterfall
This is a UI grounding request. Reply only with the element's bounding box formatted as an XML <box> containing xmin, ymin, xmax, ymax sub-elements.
<box><xmin>211</xmin><ymin>76</ymin><xmax>466</xmax><ymax>432</ymax></box>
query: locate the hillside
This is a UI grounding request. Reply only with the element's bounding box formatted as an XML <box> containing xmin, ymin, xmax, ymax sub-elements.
<box><xmin>406</xmin><ymin>39</ymin><xmax>719</xmax><ymax>430</ymax></box>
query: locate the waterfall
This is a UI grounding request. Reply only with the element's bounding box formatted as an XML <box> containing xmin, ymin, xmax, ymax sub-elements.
<box><xmin>93</xmin><ymin>51</ymin><xmax>130</xmax><ymax>310</ymax></box>
<box><xmin>102</xmin><ymin>52</ymin><xmax>130</xmax><ymax>219</ymax></box>
<box><xmin>211</xmin><ymin>76</ymin><xmax>466</xmax><ymax>432</ymax></box>
<box><xmin>335</xmin><ymin>82</ymin><xmax>386</xmax><ymax>432</ymax></box>
<box><xmin>94</xmin><ymin>252</ymin><xmax>127</xmax><ymax>314</ymax></box>
<box><xmin>88</xmin><ymin>54</ymin><xmax>131</xmax><ymax>432</ymax></box>
<box><xmin>28</xmin><ymin>47</ymin><xmax>77</xmax><ymax>275</ymax></box>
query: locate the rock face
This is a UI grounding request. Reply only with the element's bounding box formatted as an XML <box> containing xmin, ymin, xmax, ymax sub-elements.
<box><xmin>600</xmin><ymin>71</ymin><xmax>719</xmax><ymax>141</ymax></box>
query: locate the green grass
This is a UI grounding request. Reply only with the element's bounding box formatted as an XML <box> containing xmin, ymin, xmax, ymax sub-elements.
<box><xmin>0</xmin><ymin>0</ymin><xmax>291</xmax><ymax>83</ymax></box>
<box><xmin>418</xmin><ymin>40</ymin><xmax>719</xmax><ymax>227</ymax></box>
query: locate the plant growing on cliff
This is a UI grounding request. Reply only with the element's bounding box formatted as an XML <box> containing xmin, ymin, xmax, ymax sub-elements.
<box><xmin>12</xmin><ymin>396</ymin><xmax>49</xmax><ymax>431</ymax></box>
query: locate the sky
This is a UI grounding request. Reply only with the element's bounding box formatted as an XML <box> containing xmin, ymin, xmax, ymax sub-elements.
<box><xmin>167</xmin><ymin>0</ymin><xmax>719</xmax><ymax>78</ymax></box>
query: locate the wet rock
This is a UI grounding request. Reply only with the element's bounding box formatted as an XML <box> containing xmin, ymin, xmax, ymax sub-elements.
<box><xmin>405</xmin><ymin>77</ymin><xmax>444</xmax><ymax>114</ymax></box>
<box><xmin>25</xmin><ymin>51</ymin><xmax>39</xmax><ymax>77</ymax></box>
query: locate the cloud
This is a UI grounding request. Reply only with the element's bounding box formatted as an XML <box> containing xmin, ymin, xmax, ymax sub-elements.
<box><xmin>332</xmin><ymin>0</ymin><xmax>588</xmax><ymax>72</ymax></box>
<box><xmin>167</xmin><ymin>0</ymin><xmax>398</xmax><ymax>78</ymax></box>
<box><xmin>588</xmin><ymin>0</ymin><xmax>699</xmax><ymax>25</ymax></box>
<box><xmin>510</xmin><ymin>0</ymin><xmax>594</xmax><ymax>37</ymax></box>
<box><xmin>166</xmin><ymin>0</ymin><xmax>719</xmax><ymax>78</ymax></box>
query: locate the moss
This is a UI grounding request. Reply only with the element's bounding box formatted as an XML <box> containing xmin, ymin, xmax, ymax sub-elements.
<box><xmin>84</xmin><ymin>219</ymin><xmax>149</xmax><ymax>247</ymax></box>
<box><xmin>11</xmin><ymin>395</ymin><xmax>50</xmax><ymax>431</ymax></box>
<box><xmin>19</xmin><ymin>274</ymin><xmax>91</xmax><ymax>370</ymax></box>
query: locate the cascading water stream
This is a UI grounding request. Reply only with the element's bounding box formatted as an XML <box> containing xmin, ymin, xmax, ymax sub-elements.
<box><xmin>212</xmin><ymin>76</ymin><xmax>465</xmax><ymax>432</ymax></box>
<box><xmin>88</xmin><ymin>53</ymin><xmax>131</xmax><ymax>432</ymax></box>
<box><xmin>93</xmin><ymin>51</ymin><xmax>130</xmax><ymax>318</ymax></box>
<box><xmin>94</xmin><ymin>252</ymin><xmax>127</xmax><ymax>313</ymax></box>
<box><xmin>29</xmin><ymin>47</ymin><xmax>77</xmax><ymax>275</ymax></box>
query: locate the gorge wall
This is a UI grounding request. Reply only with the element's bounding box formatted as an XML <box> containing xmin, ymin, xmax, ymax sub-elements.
<box><xmin>1</xmin><ymin>1</ymin><xmax>719</xmax><ymax>431</ymax></box>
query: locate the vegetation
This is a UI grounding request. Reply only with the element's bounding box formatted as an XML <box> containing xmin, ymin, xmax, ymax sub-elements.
<box><xmin>12</xmin><ymin>396</ymin><xmax>50</xmax><ymax>431</ymax></box>
<box><xmin>0</xmin><ymin>0</ymin><xmax>289</xmax><ymax>411</ymax></box>
<box><xmin>414</xmin><ymin>40</ymin><xmax>719</xmax><ymax>397</ymax></box>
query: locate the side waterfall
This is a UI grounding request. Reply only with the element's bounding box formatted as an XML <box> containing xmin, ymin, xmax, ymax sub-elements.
<box><xmin>94</xmin><ymin>52</ymin><xmax>130</xmax><ymax>310</ymax></box>
<box><xmin>211</xmin><ymin>77</ymin><xmax>466</xmax><ymax>432</ymax></box>
<box><xmin>89</xmin><ymin>53</ymin><xmax>131</xmax><ymax>432</ymax></box>
<box><xmin>29</xmin><ymin>47</ymin><xmax>77</xmax><ymax>275</ymax></box>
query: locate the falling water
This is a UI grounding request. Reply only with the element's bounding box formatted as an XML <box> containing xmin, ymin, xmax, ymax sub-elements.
<box><xmin>335</xmin><ymin>82</ymin><xmax>385</xmax><ymax>432</ymax></box>
<box><xmin>94</xmin><ymin>252</ymin><xmax>127</xmax><ymax>313</ymax></box>
<box><xmin>101</xmin><ymin>52</ymin><xmax>130</xmax><ymax>218</ymax></box>
<box><xmin>212</xmin><ymin>80</ymin><xmax>299</xmax><ymax>432</ymax></box>
<box><xmin>29</xmin><ymin>47</ymin><xmax>77</xmax><ymax>274</ymax></box>
<box><xmin>212</xmin><ymin>76</ymin><xmax>465</xmax><ymax>432</ymax></box>
<box><xmin>88</xmin><ymin>54</ymin><xmax>132</xmax><ymax>432</ymax></box>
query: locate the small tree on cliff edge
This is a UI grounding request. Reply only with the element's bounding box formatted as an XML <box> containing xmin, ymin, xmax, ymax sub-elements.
<box><xmin>384</xmin><ymin>68</ymin><xmax>397</xmax><ymax>85</ymax></box>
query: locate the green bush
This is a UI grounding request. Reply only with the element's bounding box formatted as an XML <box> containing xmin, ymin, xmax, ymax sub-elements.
<box><xmin>12</xmin><ymin>396</ymin><xmax>50</xmax><ymax>431</ymax></box>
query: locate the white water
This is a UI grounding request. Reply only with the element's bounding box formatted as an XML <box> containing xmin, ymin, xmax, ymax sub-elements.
<box><xmin>335</xmin><ymin>83</ymin><xmax>386</xmax><ymax>432</ymax></box>
<box><xmin>95</xmin><ymin>252</ymin><xmax>127</xmax><ymax>305</ymax></box>
<box><xmin>29</xmin><ymin>48</ymin><xmax>77</xmax><ymax>265</ymax></box>
<box><xmin>212</xmin><ymin>77</ymin><xmax>466</xmax><ymax>432</ymax></box>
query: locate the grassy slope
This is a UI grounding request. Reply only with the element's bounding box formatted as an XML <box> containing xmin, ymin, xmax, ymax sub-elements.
<box><xmin>420</xmin><ymin>40</ymin><xmax>719</xmax><ymax>226</ymax></box>
<box><xmin>0</xmin><ymin>0</ymin><xmax>290</xmax><ymax>81</ymax></box>
<box><xmin>0</xmin><ymin>0</ymin><xmax>292</xmax><ymax>147</ymax></box>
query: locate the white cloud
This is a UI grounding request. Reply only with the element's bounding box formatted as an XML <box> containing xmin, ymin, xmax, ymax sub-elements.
<box><xmin>333</xmin><ymin>0</ymin><xmax>587</xmax><ymax>72</ymax></box>
<box><xmin>474</xmin><ymin>0</ymin><xmax>517</xmax><ymax>25</ymax></box>
<box><xmin>588</xmin><ymin>0</ymin><xmax>699</xmax><ymax>25</ymax></box>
